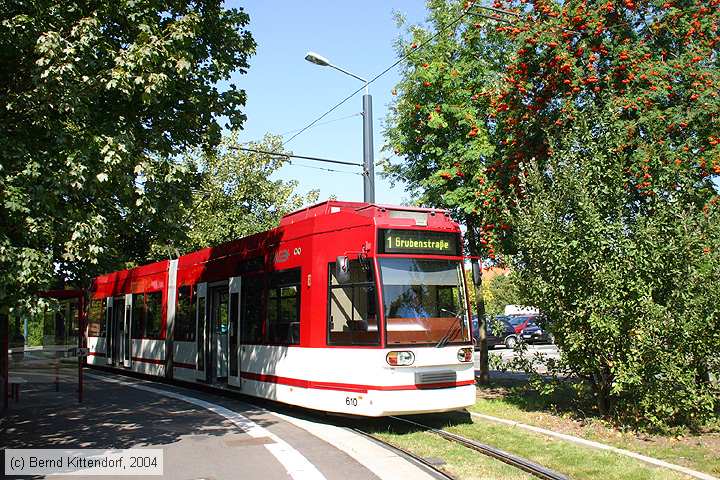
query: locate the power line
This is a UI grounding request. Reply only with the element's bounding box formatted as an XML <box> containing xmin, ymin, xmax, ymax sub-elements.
<box><xmin>472</xmin><ymin>12</ymin><xmax>516</xmax><ymax>24</ymax></box>
<box><xmin>277</xmin><ymin>112</ymin><xmax>362</xmax><ymax>137</ymax></box>
<box><xmin>230</xmin><ymin>146</ymin><xmax>363</xmax><ymax>167</ymax></box>
<box><xmin>469</xmin><ymin>3</ymin><xmax>694</xmax><ymax>39</ymax></box>
<box><xmin>474</xmin><ymin>5</ymin><xmax>521</xmax><ymax>17</ymax></box>
<box><xmin>469</xmin><ymin>4</ymin><xmax>581</xmax><ymax>34</ymax></box>
<box><xmin>289</xmin><ymin>162</ymin><xmax>362</xmax><ymax>175</ymax></box>
<box><xmin>282</xmin><ymin>6</ymin><xmax>473</xmax><ymax>147</ymax></box>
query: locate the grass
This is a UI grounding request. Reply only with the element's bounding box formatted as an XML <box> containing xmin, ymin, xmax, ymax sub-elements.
<box><xmin>362</xmin><ymin>410</ymin><xmax>690</xmax><ymax>480</ymax></box>
<box><xmin>470</xmin><ymin>382</ymin><xmax>720</xmax><ymax>478</ymax></box>
<box><xmin>373</xmin><ymin>428</ymin><xmax>532</xmax><ymax>480</ymax></box>
<box><xmin>440</xmin><ymin>414</ymin><xmax>686</xmax><ymax>480</ymax></box>
<box><xmin>359</xmin><ymin>375</ymin><xmax>719</xmax><ymax>479</ymax></box>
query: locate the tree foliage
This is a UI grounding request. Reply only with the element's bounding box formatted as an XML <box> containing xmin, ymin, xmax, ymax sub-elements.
<box><xmin>488</xmin><ymin>0</ymin><xmax>720</xmax><ymax>429</ymax></box>
<box><xmin>512</xmin><ymin>108</ymin><xmax>720</xmax><ymax>430</ymax></box>
<box><xmin>384</xmin><ymin>1</ymin><xmax>511</xmax><ymax>259</ymax></box>
<box><xmin>386</xmin><ymin>0</ymin><xmax>720</xmax><ymax>428</ymax></box>
<box><xmin>168</xmin><ymin>133</ymin><xmax>319</xmax><ymax>254</ymax></box>
<box><xmin>491</xmin><ymin>0</ymin><xmax>720</xmax><ymax>202</ymax></box>
<box><xmin>0</xmin><ymin>1</ymin><xmax>255</xmax><ymax>308</ymax></box>
<box><xmin>386</xmin><ymin>0</ymin><xmax>719</xmax><ymax>257</ymax></box>
<box><xmin>483</xmin><ymin>273</ymin><xmax>520</xmax><ymax>316</ymax></box>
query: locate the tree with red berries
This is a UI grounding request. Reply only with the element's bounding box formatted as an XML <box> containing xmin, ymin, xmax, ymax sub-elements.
<box><xmin>496</xmin><ymin>0</ymin><xmax>720</xmax><ymax>428</ymax></box>
<box><xmin>385</xmin><ymin>1</ymin><xmax>517</xmax><ymax>382</ymax></box>
<box><xmin>386</xmin><ymin>0</ymin><xmax>719</xmax><ymax>428</ymax></box>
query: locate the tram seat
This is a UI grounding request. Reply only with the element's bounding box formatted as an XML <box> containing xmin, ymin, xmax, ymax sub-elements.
<box><xmin>347</xmin><ymin>320</ymin><xmax>368</xmax><ymax>332</ymax></box>
<box><xmin>289</xmin><ymin>322</ymin><xmax>300</xmax><ymax>344</ymax></box>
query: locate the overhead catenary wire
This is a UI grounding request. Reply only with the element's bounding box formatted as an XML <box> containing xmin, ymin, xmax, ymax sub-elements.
<box><xmin>472</xmin><ymin>12</ymin><xmax>516</xmax><ymax>24</ymax></box>
<box><xmin>275</xmin><ymin>1</ymin><xmax>684</xmax><ymax>150</ymax></box>
<box><xmin>276</xmin><ymin>112</ymin><xmax>362</xmax><ymax>138</ymax></box>
<box><xmin>474</xmin><ymin>4</ymin><xmax>521</xmax><ymax>17</ymax></box>
<box><xmin>469</xmin><ymin>3</ymin><xmax>690</xmax><ymax>39</ymax></box>
<box><xmin>230</xmin><ymin>146</ymin><xmax>363</xmax><ymax>167</ymax></box>
<box><xmin>282</xmin><ymin>6</ymin><xmax>474</xmax><ymax>147</ymax></box>
<box><xmin>468</xmin><ymin>4</ymin><xmax>581</xmax><ymax>34</ymax></box>
<box><xmin>289</xmin><ymin>163</ymin><xmax>362</xmax><ymax>175</ymax></box>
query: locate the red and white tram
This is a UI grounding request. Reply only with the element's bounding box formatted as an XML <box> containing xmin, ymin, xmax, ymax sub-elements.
<box><xmin>85</xmin><ymin>201</ymin><xmax>476</xmax><ymax>416</ymax></box>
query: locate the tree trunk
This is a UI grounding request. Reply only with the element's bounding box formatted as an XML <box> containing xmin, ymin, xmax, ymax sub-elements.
<box><xmin>590</xmin><ymin>371</ymin><xmax>612</xmax><ymax>416</ymax></box>
<box><xmin>473</xmin><ymin>259</ymin><xmax>489</xmax><ymax>384</ymax></box>
<box><xmin>466</xmin><ymin>220</ymin><xmax>489</xmax><ymax>384</ymax></box>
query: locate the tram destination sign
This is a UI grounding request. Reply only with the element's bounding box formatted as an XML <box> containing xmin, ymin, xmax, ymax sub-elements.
<box><xmin>379</xmin><ymin>229</ymin><xmax>460</xmax><ymax>256</ymax></box>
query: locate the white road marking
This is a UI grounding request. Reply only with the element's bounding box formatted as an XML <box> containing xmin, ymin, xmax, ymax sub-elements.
<box><xmin>268</xmin><ymin>411</ymin><xmax>437</xmax><ymax>480</ymax></box>
<box><xmin>469</xmin><ymin>411</ymin><xmax>719</xmax><ymax>480</ymax></box>
<box><xmin>87</xmin><ymin>373</ymin><xmax>326</xmax><ymax>480</ymax></box>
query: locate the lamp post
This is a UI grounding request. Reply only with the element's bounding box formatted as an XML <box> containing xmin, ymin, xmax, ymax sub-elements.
<box><xmin>305</xmin><ymin>51</ymin><xmax>375</xmax><ymax>203</ymax></box>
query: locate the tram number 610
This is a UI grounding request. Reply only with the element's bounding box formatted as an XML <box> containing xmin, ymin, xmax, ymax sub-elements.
<box><xmin>345</xmin><ymin>397</ymin><xmax>358</xmax><ymax>407</ymax></box>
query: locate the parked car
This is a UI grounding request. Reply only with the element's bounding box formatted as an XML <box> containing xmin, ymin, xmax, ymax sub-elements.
<box><xmin>507</xmin><ymin>315</ymin><xmax>534</xmax><ymax>334</ymax></box>
<box><xmin>472</xmin><ymin>315</ymin><xmax>520</xmax><ymax>349</ymax></box>
<box><xmin>471</xmin><ymin>315</ymin><xmax>480</xmax><ymax>343</ymax></box>
<box><xmin>520</xmin><ymin>320</ymin><xmax>555</xmax><ymax>345</ymax></box>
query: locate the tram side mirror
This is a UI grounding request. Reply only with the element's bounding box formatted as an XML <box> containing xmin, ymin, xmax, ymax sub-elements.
<box><xmin>336</xmin><ymin>255</ymin><xmax>351</xmax><ymax>284</ymax></box>
<box><xmin>472</xmin><ymin>262</ymin><xmax>481</xmax><ymax>285</ymax></box>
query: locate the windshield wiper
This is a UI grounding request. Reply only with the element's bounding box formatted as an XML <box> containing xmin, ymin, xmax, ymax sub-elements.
<box><xmin>436</xmin><ymin>308</ymin><xmax>465</xmax><ymax>348</ymax></box>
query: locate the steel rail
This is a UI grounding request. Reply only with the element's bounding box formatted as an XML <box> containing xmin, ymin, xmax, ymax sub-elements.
<box><xmin>388</xmin><ymin>416</ymin><xmax>569</xmax><ymax>480</ymax></box>
<box><xmin>87</xmin><ymin>366</ymin><xmax>565</xmax><ymax>480</ymax></box>
<box><xmin>348</xmin><ymin>427</ymin><xmax>457</xmax><ymax>480</ymax></box>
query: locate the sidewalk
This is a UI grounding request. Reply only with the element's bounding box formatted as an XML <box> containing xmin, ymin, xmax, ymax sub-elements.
<box><xmin>2</xmin><ymin>372</ymin><xmax>379</xmax><ymax>479</ymax></box>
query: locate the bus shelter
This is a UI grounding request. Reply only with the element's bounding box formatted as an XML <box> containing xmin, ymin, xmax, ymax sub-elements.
<box><xmin>2</xmin><ymin>290</ymin><xmax>86</xmax><ymax>411</ymax></box>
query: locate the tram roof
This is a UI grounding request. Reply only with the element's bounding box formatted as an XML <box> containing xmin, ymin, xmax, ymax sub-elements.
<box><xmin>89</xmin><ymin>200</ymin><xmax>458</xmax><ymax>293</ymax></box>
<box><xmin>278</xmin><ymin>200</ymin><xmax>451</xmax><ymax>226</ymax></box>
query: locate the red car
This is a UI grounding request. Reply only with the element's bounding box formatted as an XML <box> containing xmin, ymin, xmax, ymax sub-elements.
<box><xmin>507</xmin><ymin>315</ymin><xmax>534</xmax><ymax>334</ymax></box>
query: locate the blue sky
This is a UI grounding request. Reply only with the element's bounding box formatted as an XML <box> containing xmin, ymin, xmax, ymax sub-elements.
<box><xmin>226</xmin><ymin>1</ymin><xmax>430</xmax><ymax>206</ymax></box>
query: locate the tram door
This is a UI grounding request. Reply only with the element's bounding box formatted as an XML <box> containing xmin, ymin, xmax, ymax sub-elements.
<box><xmin>123</xmin><ymin>293</ymin><xmax>133</xmax><ymax>368</ymax></box>
<box><xmin>111</xmin><ymin>296</ymin><xmax>125</xmax><ymax>366</ymax></box>
<box><xmin>228</xmin><ymin>277</ymin><xmax>242</xmax><ymax>388</ymax></box>
<box><xmin>209</xmin><ymin>284</ymin><xmax>229</xmax><ymax>384</ymax></box>
<box><xmin>105</xmin><ymin>297</ymin><xmax>113</xmax><ymax>365</ymax></box>
<box><xmin>195</xmin><ymin>283</ymin><xmax>207</xmax><ymax>381</ymax></box>
<box><xmin>195</xmin><ymin>281</ymin><xmax>241</xmax><ymax>385</ymax></box>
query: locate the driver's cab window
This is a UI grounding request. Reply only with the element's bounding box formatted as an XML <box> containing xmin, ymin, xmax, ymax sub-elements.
<box><xmin>327</xmin><ymin>260</ymin><xmax>379</xmax><ymax>345</ymax></box>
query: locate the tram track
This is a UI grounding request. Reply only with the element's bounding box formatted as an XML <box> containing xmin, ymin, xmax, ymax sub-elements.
<box><xmin>88</xmin><ymin>367</ymin><xmax>567</xmax><ymax>480</ymax></box>
<box><xmin>347</xmin><ymin>426</ymin><xmax>458</xmax><ymax>480</ymax></box>
<box><xmin>349</xmin><ymin>414</ymin><xmax>569</xmax><ymax>480</ymax></box>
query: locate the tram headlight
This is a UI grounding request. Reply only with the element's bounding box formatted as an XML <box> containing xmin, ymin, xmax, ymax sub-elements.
<box><xmin>386</xmin><ymin>351</ymin><xmax>415</xmax><ymax>366</ymax></box>
<box><xmin>457</xmin><ymin>347</ymin><xmax>473</xmax><ymax>363</ymax></box>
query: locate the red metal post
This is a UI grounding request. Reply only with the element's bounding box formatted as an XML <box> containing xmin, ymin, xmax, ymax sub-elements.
<box><xmin>78</xmin><ymin>295</ymin><xmax>85</xmax><ymax>403</ymax></box>
<box><xmin>2</xmin><ymin>312</ymin><xmax>8</xmax><ymax>410</ymax></box>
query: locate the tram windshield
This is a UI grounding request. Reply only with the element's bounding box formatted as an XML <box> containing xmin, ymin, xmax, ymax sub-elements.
<box><xmin>379</xmin><ymin>258</ymin><xmax>470</xmax><ymax>345</ymax></box>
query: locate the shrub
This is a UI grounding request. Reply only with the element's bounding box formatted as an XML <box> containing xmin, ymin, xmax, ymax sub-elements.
<box><xmin>511</xmin><ymin>109</ymin><xmax>720</xmax><ymax>431</ymax></box>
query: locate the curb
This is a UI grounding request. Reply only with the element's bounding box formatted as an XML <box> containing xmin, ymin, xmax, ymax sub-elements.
<box><xmin>469</xmin><ymin>411</ymin><xmax>718</xmax><ymax>480</ymax></box>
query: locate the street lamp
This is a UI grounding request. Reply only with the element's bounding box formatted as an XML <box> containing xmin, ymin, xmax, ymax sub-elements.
<box><xmin>305</xmin><ymin>51</ymin><xmax>375</xmax><ymax>203</ymax></box>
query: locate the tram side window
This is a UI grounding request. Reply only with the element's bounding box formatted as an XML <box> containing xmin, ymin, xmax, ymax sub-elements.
<box><xmin>87</xmin><ymin>299</ymin><xmax>106</xmax><ymax>337</ymax></box>
<box><xmin>145</xmin><ymin>292</ymin><xmax>163</xmax><ymax>339</ymax></box>
<box><xmin>267</xmin><ymin>269</ymin><xmax>301</xmax><ymax>345</ymax></box>
<box><xmin>132</xmin><ymin>294</ymin><xmax>144</xmax><ymax>339</ymax></box>
<box><xmin>131</xmin><ymin>291</ymin><xmax>164</xmax><ymax>339</ymax></box>
<box><xmin>241</xmin><ymin>274</ymin><xmax>265</xmax><ymax>343</ymax></box>
<box><xmin>174</xmin><ymin>285</ymin><xmax>196</xmax><ymax>342</ymax></box>
<box><xmin>328</xmin><ymin>260</ymin><xmax>380</xmax><ymax>346</ymax></box>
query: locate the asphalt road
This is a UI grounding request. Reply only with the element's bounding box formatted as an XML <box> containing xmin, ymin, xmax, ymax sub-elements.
<box><xmin>1</xmin><ymin>371</ymin><xmax>436</xmax><ymax>480</ymax></box>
